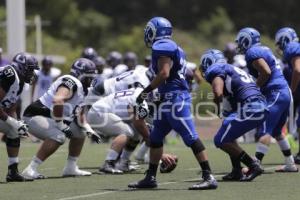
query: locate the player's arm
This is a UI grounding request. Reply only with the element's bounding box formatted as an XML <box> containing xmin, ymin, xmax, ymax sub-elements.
<box><xmin>193</xmin><ymin>69</ymin><xmax>203</xmax><ymax>85</ymax></box>
<box><xmin>290</xmin><ymin>56</ymin><xmax>300</xmax><ymax>93</ymax></box>
<box><xmin>52</xmin><ymin>86</ymin><xmax>71</xmax><ymax>120</ymax></box>
<box><xmin>0</xmin><ymin>86</ymin><xmax>8</xmax><ymax>121</ymax></box>
<box><xmin>132</xmin><ymin>117</ymin><xmax>150</xmax><ymax>144</ymax></box>
<box><xmin>77</xmin><ymin>106</ymin><xmax>102</xmax><ymax>143</ymax></box>
<box><xmin>137</xmin><ymin>56</ymin><xmax>171</xmax><ymax>103</ymax></box>
<box><xmin>128</xmin><ymin>105</ymin><xmax>150</xmax><ymax>143</ymax></box>
<box><xmin>212</xmin><ymin>77</ymin><xmax>224</xmax><ymax>104</ymax></box>
<box><xmin>252</xmin><ymin>58</ymin><xmax>271</xmax><ymax>87</ymax></box>
<box><xmin>0</xmin><ymin>86</ymin><xmax>28</xmax><ymax>136</ymax></box>
<box><xmin>31</xmin><ymin>77</ymin><xmax>37</xmax><ymax>102</ymax></box>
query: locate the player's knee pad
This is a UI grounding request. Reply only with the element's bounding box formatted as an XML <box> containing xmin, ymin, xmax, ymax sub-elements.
<box><xmin>6</xmin><ymin>138</ymin><xmax>20</xmax><ymax>148</ymax></box>
<box><xmin>190</xmin><ymin>139</ymin><xmax>205</xmax><ymax>155</ymax></box>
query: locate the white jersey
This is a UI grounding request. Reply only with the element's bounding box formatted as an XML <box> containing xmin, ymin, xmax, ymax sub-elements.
<box><xmin>0</xmin><ymin>66</ymin><xmax>23</xmax><ymax>108</ymax></box>
<box><xmin>92</xmin><ymin>88</ymin><xmax>147</xmax><ymax>121</ymax></box>
<box><xmin>39</xmin><ymin>75</ymin><xmax>84</xmax><ymax>121</ymax></box>
<box><xmin>103</xmin><ymin>67</ymin><xmax>150</xmax><ymax>95</ymax></box>
<box><xmin>33</xmin><ymin>67</ymin><xmax>62</xmax><ymax>101</ymax></box>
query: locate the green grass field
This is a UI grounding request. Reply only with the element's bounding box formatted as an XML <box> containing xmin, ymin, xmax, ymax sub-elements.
<box><xmin>0</xmin><ymin>139</ymin><xmax>299</xmax><ymax>200</ymax></box>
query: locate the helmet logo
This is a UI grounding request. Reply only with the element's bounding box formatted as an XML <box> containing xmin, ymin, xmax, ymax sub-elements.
<box><xmin>14</xmin><ymin>54</ymin><xmax>26</xmax><ymax>64</ymax></box>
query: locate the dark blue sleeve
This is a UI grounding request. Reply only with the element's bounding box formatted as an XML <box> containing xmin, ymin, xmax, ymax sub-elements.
<box><xmin>152</xmin><ymin>40</ymin><xmax>177</xmax><ymax>58</ymax></box>
<box><xmin>205</xmin><ymin>64</ymin><xmax>226</xmax><ymax>84</ymax></box>
<box><xmin>283</xmin><ymin>42</ymin><xmax>300</xmax><ymax>63</ymax></box>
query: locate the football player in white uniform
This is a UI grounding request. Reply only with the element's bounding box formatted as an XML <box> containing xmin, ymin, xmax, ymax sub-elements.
<box><xmin>87</xmin><ymin>87</ymin><xmax>149</xmax><ymax>173</ymax></box>
<box><xmin>32</xmin><ymin>56</ymin><xmax>61</xmax><ymax>101</ymax></box>
<box><xmin>22</xmin><ymin>58</ymin><xmax>101</xmax><ymax>179</ymax></box>
<box><xmin>90</xmin><ymin>66</ymin><xmax>153</xmax><ymax>100</ymax></box>
<box><xmin>0</xmin><ymin>52</ymin><xmax>39</xmax><ymax>182</ymax></box>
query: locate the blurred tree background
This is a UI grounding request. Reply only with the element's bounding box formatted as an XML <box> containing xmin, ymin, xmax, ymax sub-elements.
<box><xmin>0</xmin><ymin>0</ymin><xmax>298</xmax><ymax>114</ymax></box>
<box><xmin>1</xmin><ymin>0</ymin><xmax>298</xmax><ymax>70</ymax></box>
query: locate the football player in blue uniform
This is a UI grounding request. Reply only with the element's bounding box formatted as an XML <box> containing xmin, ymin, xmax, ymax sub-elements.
<box><xmin>236</xmin><ymin>28</ymin><xmax>298</xmax><ymax>172</ymax></box>
<box><xmin>200</xmin><ymin>49</ymin><xmax>268</xmax><ymax>181</ymax></box>
<box><xmin>128</xmin><ymin>17</ymin><xmax>217</xmax><ymax>190</ymax></box>
<box><xmin>275</xmin><ymin>27</ymin><xmax>300</xmax><ymax>164</ymax></box>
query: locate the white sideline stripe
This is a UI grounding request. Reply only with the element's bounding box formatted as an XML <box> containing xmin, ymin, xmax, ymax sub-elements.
<box><xmin>57</xmin><ymin>191</ymin><xmax>115</xmax><ymax>200</ymax></box>
<box><xmin>56</xmin><ymin>165</ymin><xmax>279</xmax><ymax>200</ymax></box>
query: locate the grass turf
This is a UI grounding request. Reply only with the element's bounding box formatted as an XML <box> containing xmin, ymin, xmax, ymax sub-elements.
<box><xmin>0</xmin><ymin>139</ymin><xmax>299</xmax><ymax>200</ymax></box>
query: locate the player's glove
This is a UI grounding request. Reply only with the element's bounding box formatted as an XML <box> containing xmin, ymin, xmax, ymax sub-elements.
<box><xmin>81</xmin><ymin>123</ymin><xmax>102</xmax><ymax>144</ymax></box>
<box><xmin>56</xmin><ymin>121</ymin><xmax>73</xmax><ymax>138</ymax></box>
<box><xmin>6</xmin><ymin>116</ymin><xmax>29</xmax><ymax>137</ymax></box>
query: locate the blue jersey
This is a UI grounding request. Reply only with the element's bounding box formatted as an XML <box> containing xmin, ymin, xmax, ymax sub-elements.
<box><xmin>151</xmin><ymin>39</ymin><xmax>189</xmax><ymax>94</ymax></box>
<box><xmin>245</xmin><ymin>45</ymin><xmax>287</xmax><ymax>93</ymax></box>
<box><xmin>205</xmin><ymin>63</ymin><xmax>262</xmax><ymax>104</ymax></box>
<box><xmin>283</xmin><ymin>42</ymin><xmax>300</xmax><ymax>67</ymax></box>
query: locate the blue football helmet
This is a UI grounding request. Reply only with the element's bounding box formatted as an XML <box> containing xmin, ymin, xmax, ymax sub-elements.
<box><xmin>235</xmin><ymin>27</ymin><xmax>261</xmax><ymax>54</ymax></box>
<box><xmin>200</xmin><ymin>49</ymin><xmax>226</xmax><ymax>74</ymax></box>
<box><xmin>144</xmin><ymin>17</ymin><xmax>172</xmax><ymax>47</ymax></box>
<box><xmin>12</xmin><ymin>52</ymin><xmax>40</xmax><ymax>84</ymax></box>
<box><xmin>71</xmin><ymin>58</ymin><xmax>96</xmax><ymax>78</ymax></box>
<box><xmin>81</xmin><ymin>47</ymin><xmax>98</xmax><ymax>60</ymax></box>
<box><xmin>275</xmin><ymin>27</ymin><xmax>299</xmax><ymax>50</ymax></box>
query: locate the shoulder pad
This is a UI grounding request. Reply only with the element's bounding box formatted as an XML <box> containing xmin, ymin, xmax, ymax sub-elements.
<box><xmin>152</xmin><ymin>39</ymin><xmax>178</xmax><ymax>57</ymax></box>
<box><xmin>60</xmin><ymin>77</ymin><xmax>78</xmax><ymax>92</ymax></box>
<box><xmin>205</xmin><ymin>63</ymin><xmax>226</xmax><ymax>83</ymax></box>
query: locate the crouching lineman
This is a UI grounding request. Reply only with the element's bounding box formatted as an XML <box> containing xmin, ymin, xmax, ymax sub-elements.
<box><xmin>87</xmin><ymin>87</ymin><xmax>150</xmax><ymax>174</ymax></box>
<box><xmin>0</xmin><ymin>52</ymin><xmax>39</xmax><ymax>182</ymax></box>
<box><xmin>200</xmin><ymin>49</ymin><xmax>268</xmax><ymax>181</ymax></box>
<box><xmin>22</xmin><ymin>58</ymin><xmax>101</xmax><ymax>179</ymax></box>
<box><xmin>236</xmin><ymin>28</ymin><xmax>298</xmax><ymax>172</ymax></box>
<box><xmin>128</xmin><ymin>17</ymin><xmax>217</xmax><ymax>190</ymax></box>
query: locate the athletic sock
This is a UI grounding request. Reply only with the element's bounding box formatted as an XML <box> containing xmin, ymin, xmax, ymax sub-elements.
<box><xmin>105</xmin><ymin>149</ymin><xmax>119</xmax><ymax>161</ymax></box>
<box><xmin>277</xmin><ymin>138</ymin><xmax>292</xmax><ymax>157</ymax></box>
<box><xmin>255</xmin><ymin>142</ymin><xmax>269</xmax><ymax>162</ymax></box>
<box><xmin>135</xmin><ymin>142</ymin><xmax>149</xmax><ymax>160</ymax></box>
<box><xmin>230</xmin><ymin>156</ymin><xmax>241</xmax><ymax>169</ymax></box>
<box><xmin>8</xmin><ymin>157</ymin><xmax>19</xmax><ymax>166</ymax></box>
<box><xmin>199</xmin><ymin>160</ymin><xmax>212</xmax><ymax>178</ymax></box>
<box><xmin>120</xmin><ymin>149</ymin><xmax>133</xmax><ymax>160</ymax></box>
<box><xmin>29</xmin><ymin>156</ymin><xmax>43</xmax><ymax>170</ymax></box>
<box><xmin>238</xmin><ymin>151</ymin><xmax>254</xmax><ymax>168</ymax></box>
<box><xmin>147</xmin><ymin>163</ymin><xmax>158</xmax><ymax>177</ymax></box>
<box><xmin>66</xmin><ymin>156</ymin><xmax>78</xmax><ymax>168</ymax></box>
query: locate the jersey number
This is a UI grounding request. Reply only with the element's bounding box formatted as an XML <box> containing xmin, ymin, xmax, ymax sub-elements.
<box><xmin>114</xmin><ymin>90</ymin><xmax>134</xmax><ymax>99</ymax></box>
<box><xmin>233</xmin><ymin>67</ymin><xmax>254</xmax><ymax>83</ymax></box>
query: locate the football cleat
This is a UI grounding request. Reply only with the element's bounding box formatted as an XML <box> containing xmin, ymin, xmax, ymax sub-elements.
<box><xmin>240</xmin><ymin>161</ymin><xmax>263</xmax><ymax>182</ymax></box>
<box><xmin>99</xmin><ymin>160</ymin><xmax>123</xmax><ymax>174</ymax></box>
<box><xmin>115</xmin><ymin>159</ymin><xmax>139</xmax><ymax>173</ymax></box>
<box><xmin>294</xmin><ymin>154</ymin><xmax>300</xmax><ymax>164</ymax></box>
<box><xmin>7</xmin><ymin>163</ymin><xmax>34</xmax><ymax>182</ymax></box>
<box><xmin>62</xmin><ymin>165</ymin><xmax>92</xmax><ymax>177</ymax></box>
<box><xmin>22</xmin><ymin>166</ymin><xmax>46</xmax><ymax>180</ymax></box>
<box><xmin>222</xmin><ymin>168</ymin><xmax>243</xmax><ymax>181</ymax></box>
<box><xmin>189</xmin><ymin>174</ymin><xmax>218</xmax><ymax>190</ymax></box>
<box><xmin>275</xmin><ymin>164</ymin><xmax>298</xmax><ymax>173</ymax></box>
<box><xmin>128</xmin><ymin>172</ymin><xmax>157</xmax><ymax>189</ymax></box>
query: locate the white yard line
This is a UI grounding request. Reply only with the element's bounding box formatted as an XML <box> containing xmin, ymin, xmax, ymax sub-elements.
<box><xmin>56</xmin><ymin>191</ymin><xmax>115</xmax><ymax>200</ymax></box>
